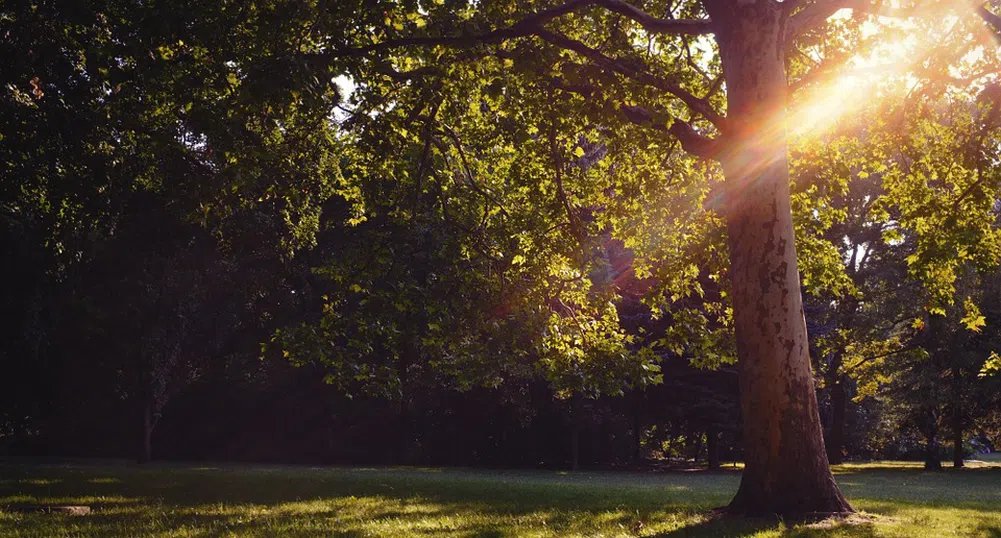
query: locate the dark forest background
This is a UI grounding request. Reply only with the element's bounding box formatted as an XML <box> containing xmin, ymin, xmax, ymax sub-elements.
<box><xmin>3</xmin><ymin>0</ymin><xmax>1001</xmax><ymax>472</ymax></box>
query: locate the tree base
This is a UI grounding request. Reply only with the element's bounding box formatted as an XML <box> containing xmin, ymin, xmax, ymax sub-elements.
<box><xmin>709</xmin><ymin>506</ymin><xmax>856</xmax><ymax>525</ymax></box>
<box><xmin>725</xmin><ymin>481</ymin><xmax>854</xmax><ymax>519</ymax></box>
<box><xmin>722</xmin><ymin>506</ymin><xmax>856</xmax><ymax>521</ymax></box>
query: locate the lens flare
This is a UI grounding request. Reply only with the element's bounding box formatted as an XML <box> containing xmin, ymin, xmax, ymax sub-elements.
<box><xmin>786</xmin><ymin>0</ymin><xmax>995</xmax><ymax>139</ymax></box>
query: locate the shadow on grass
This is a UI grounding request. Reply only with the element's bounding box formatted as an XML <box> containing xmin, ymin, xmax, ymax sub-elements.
<box><xmin>1</xmin><ymin>463</ymin><xmax>999</xmax><ymax>538</ymax></box>
<box><xmin>0</xmin><ymin>463</ymin><xmax>735</xmax><ymax>511</ymax></box>
<box><xmin>644</xmin><ymin>511</ymin><xmax>887</xmax><ymax>538</ymax></box>
<box><xmin>976</xmin><ymin>525</ymin><xmax>1001</xmax><ymax>538</ymax></box>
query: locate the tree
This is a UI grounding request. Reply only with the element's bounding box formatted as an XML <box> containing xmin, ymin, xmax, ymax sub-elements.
<box><xmin>317</xmin><ymin>0</ymin><xmax>1001</xmax><ymax>514</ymax></box>
<box><xmin>323</xmin><ymin>0</ymin><xmax>840</xmax><ymax>515</ymax></box>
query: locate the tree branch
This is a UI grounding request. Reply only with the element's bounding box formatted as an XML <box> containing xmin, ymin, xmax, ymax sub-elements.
<box><xmin>438</xmin><ymin>125</ymin><xmax>511</xmax><ymax>218</ymax></box>
<box><xmin>589</xmin><ymin>0</ymin><xmax>713</xmax><ymax>34</ymax></box>
<box><xmin>787</xmin><ymin>0</ymin><xmax>919</xmax><ymax>41</ymax></box>
<box><xmin>551</xmin><ymin>77</ymin><xmax>720</xmax><ymax>159</ymax></box>
<box><xmin>620</xmin><ymin>105</ymin><xmax>719</xmax><ymax>158</ymax></box>
<box><xmin>843</xmin><ymin>345</ymin><xmax>919</xmax><ymax>373</ymax></box>
<box><xmin>787</xmin><ymin>0</ymin><xmax>856</xmax><ymax>40</ymax></box>
<box><xmin>326</xmin><ymin>0</ymin><xmax>710</xmax><ymax>60</ymax></box>
<box><xmin>377</xmin><ymin>65</ymin><xmax>443</xmax><ymax>81</ymax></box>
<box><xmin>548</xmin><ymin>109</ymin><xmax>584</xmax><ymax>242</ymax></box>
<box><xmin>533</xmin><ymin>28</ymin><xmax>726</xmax><ymax>128</ymax></box>
<box><xmin>977</xmin><ymin>4</ymin><xmax>1001</xmax><ymax>33</ymax></box>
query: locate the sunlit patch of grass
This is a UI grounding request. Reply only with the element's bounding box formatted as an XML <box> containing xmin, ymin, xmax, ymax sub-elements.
<box><xmin>87</xmin><ymin>478</ymin><xmax>122</xmax><ymax>485</ymax></box>
<box><xmin>19</xmin><ymin>478</ymin><xmax>61</xmax><ymax>486</ymax></box>
<box><xmin>0</xmin><ymin>460</ymin><xmax>998</xmax><ymax>537</ymax></box>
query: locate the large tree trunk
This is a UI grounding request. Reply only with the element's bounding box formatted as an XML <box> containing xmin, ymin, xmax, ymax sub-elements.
<box><xmin>704</xmin><ymin>0</ymin><xmax>852</xmax><ymax>516</ymax></box>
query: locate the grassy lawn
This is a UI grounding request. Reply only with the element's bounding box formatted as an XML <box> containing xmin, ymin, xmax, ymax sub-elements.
<box><xmin>1</xmin><ymin>459</ymin><xmax>999</xmax><ymax>537</ymax></box>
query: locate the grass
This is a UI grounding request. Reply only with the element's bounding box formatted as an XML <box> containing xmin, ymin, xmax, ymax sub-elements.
<box><xmin>1</xmin><ymin>459</ymin><xmax>999</xmax><ymax>537</ymax></box>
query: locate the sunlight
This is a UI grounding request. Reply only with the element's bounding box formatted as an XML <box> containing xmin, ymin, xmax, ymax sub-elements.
<box><xmin>790</xmin><ymin>19</ymin><xmax>922</xmax><ymax>137</ymax></box>
<box><xmin>787</xmin><ymin>0</ymin><xmax>991</xmax><ymax>139</ymax></box>
<box><xmin>717</xmin><ymin>0</ymin><xmax>993</xmax><ymax>213</ymax></box>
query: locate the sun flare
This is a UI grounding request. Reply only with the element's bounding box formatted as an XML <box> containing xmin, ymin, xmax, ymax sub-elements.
<box><xmin>790</xmin><ymin>24</ymin><xmax>919</xmax><ymax>137</ymax></box>
<box><xmin>787</xmin><ymin>0</ymin><xmax>995</xmax><ymax>138</ymax></box>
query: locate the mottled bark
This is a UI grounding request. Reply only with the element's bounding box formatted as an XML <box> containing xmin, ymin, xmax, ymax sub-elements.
<box><xmin>703</xmin><ymin>0</ymin><xmax>852</xmax><ymax>516</ymax></box>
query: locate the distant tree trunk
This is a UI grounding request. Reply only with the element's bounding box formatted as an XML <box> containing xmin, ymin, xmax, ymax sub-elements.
<box><xmin>395</xmin><ymin>348</ymin><xmax>416</xmax><ymax>465</ymax></box>
<box><xmin>692</xmin><ymin>430</ymin><xmax>704</xmax><ymax>464</ymax></box>
<box><xmin>703</xmin><ymin>0</ymin><xmax>852</xmax><ymax>516</ymax></box>
<box><xmin>951</xmin><ymin>365</ymin><xmax>964</xmax><ymax>469</ymax></box>
<box><xmin>135</xmin><ymin>301</ymin><xmax>187</xmax><ymax>465</ymax></box>
<box><xmin>570</xmin><ymin>426</ymin><xmax>580</xmax><ymax>471</ymax></box>
<box><xmin>952</xmin><ymin>425</ymin><xmax>964</xmax><ymax>469</ymax></box>
<box><xmin>707</xmin><ymin>426</ymin><xmax>720</xmax><ymax>471</ymax></box>
<box><xmin>827</xmin><ymin>359</ymin><xmax>847</xmax><ymax>465</ymax></box>
<box><xmin>632</xmin><ymin>391</ymin><xmax>643</xmax><ymax>465</ymax></box>
<box><xmin>397</xmin><ymin>396</ymin><xmax>414</xmax><ymax>465</ymax></box>
<box><xmin>138</xmin><ymin>398</ymin><xmax>155</xmax><ymax>464</ymax></box>
<box><xmin>925</xmin><ymin>433</ymin><xmax>942</xmax><ymax>470</ymax></box>
<box><xmin>922</xmin><ymin>409</ymin><xmax>942</xmax><ymax>471</ymax></box>
<box><xmin>570</xmin><ymin>396</ymin><xmax>581</xmax><ymax>471</ymax></box>
<box><xmin>952</xmin><ymin>407</ymin><xmax>964</xmax><ymax>469</ymax></box>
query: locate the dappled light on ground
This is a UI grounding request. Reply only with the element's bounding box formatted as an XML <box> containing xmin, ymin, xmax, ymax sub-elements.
<box><xmin>0</xmin><ymin>463</ymin><xmax>999</xmax><ymax>537</ymax></box>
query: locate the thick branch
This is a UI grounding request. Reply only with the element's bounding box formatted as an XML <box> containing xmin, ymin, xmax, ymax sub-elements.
<box><xmin>787</xmin><ymin>0</ymin><xmax>919</xmax><ymax>40</ymax></box>
<box><xmin>787</xmin><ymin>0</ymin><xmax>856</xmax><ymax>39</ymax></box>
<box><xmin>978</xmin><ymin>4</ymin><xmax>1001</xmax><ymax>33</ymax></box>
<box><xmin>621</xmin><ymin>105</ymin><xmax>719</xmax><ymax>158</ymax></box>
<box><xmin>533</xmin><ymin>28</ymin><xmax>726</xmax><ymax>128</ymax></box>
<box><xmin>328</xmin><ymin>0</ymin><xmax>710</xmax><ymax>59</ymax></box>
<box><xmin>327</xmin><ymin>1</ymin><xmax>581</xmax><ymax>58</ymax></box>
<box><xmin>589</xmin><ymin>0</ymin><xmax>713</xmax><ymax>34</ymax></box>
<box><xmin>551</xmin><ymin>77</ymin><xmax>719</xmax><ymax>158</ymax></box>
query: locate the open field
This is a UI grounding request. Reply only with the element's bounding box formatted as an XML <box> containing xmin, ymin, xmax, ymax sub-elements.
<box><xmin>1</xmin><ymin>460</ymin><xmax>1000</xmax><ymax>537</ymax></box>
